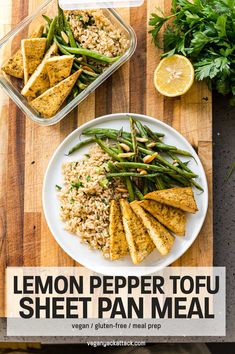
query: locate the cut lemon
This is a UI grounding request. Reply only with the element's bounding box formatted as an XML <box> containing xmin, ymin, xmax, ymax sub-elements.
<box><xmin>154</xmin><ymin>54</ymin><xmax>194</xmax><ymax>97</ymax></box>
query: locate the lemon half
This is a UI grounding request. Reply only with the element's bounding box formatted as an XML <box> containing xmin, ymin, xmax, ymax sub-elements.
<box><xmin>154</xmin><ymin>54</ymin><xmax>195</xmax><ymax>97</ymax></box>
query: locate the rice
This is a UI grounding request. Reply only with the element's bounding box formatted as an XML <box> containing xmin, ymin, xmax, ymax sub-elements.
<box><xmin>65</xmin><ymin>9</ymin><xmax>129</xmax><ymax>58</ymax></box>
<box><xmin>58</xmin><ymin>145</ymin><xmax>128</xmax><ymax>258</ymax></box>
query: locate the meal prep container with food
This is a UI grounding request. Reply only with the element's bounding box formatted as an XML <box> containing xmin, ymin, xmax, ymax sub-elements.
<box><xmin>0</xmin><ymin>0</ymin><xmax>137</xmax><ymax>125</ymax></box>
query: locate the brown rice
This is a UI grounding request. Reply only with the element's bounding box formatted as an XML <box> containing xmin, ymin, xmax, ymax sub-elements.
<box><xmin>58</xmin><ymin>144</ymin><xmax>128</xmax><ymax>258</ymax></box>
<box><xmin>65</xmin><ymin>9</ymin><xmax>129</xmax><ymax>58</ymax></box>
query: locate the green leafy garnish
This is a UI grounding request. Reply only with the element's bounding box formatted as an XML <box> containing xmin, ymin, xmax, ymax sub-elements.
<box><xmin>55</xmin><ymin>184</ymin><xmax>62</xmax><ymax>190</ymax></box>
<box><xmin>71</xmin><ymin>180</ymin><xmax>83</xmax><ymax>189</ymax></box>
<box><xmin>86</xmin><ymin>175</ymin><xmax>91</xmax><ymax>182</ymax></box>
<box><xmin>99</xmin><ymin>178</ymin><xmax>109</xmax><ymax>188</ymax></box>
<box><xmin>149</xmin><ymin>0</ymin><xmax>235</xmax><ymax>99</ymax></box>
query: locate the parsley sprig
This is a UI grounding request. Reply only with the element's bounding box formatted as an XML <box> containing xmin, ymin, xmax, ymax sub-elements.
<box><xmin>149</xmin><ymin>0</ymin><xmax>235</xmax><ymax>103</ymax></box>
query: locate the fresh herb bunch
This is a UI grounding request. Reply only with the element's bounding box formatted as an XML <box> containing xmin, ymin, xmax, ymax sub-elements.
<box><xmin>149</xmin><ymin>0</ymin><xmax>235</xmax><ymax>103</ymax></box>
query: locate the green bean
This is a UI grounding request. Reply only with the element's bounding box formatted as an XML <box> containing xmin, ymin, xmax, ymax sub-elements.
<box><xmin>143</xmin><ymin>180</ymin><xmax>149</xmax><ymax>195</ymax></box>
<box><xmin>67</xmin><ymin>137</ymin><xmax>95</xmax><ymax>155</ymax></box>
<box><xmin>134</xmin><ymin>119</ymin><xmax>148</xmax><ymax>139</ymax></box>
<box><xmin>137</xmin><ymin>143</ymin><xmax>177</xmax><ymax>154</ymax></box>
<box><xmin>130</xmin><ymin>117</ymin><xmax>138</xmax><ymax>162</ymax></box>
<box><xmin>143</xmin><ymin>125</ymin><xmax>192</xmax><ymax>156</ymax></box>
<box><xmin>155</xmin><ymin>176</ymin><xmax>166</xmax><ymax>190</ymax></box>
<box><xmin>168</xmin><ymin>152</ymin><xmax>193</xmax><ymax>174</ymax></box>
<box><xmin>73</xmin><ymin>62</ymin><xmax>81</xmax><ymax>71</ymax></box>
<box><xmin>126</xmin><ymin>178</ymin><xmax>135</xmax><ymax>202</ymax></box>
<box><xmin>83</xmin><ymin>128</ymin><xmax>129</xmax><ymax>138</ymax></box>
<box><xmin>83</xmin><ymin>127</ymin><xmax>164</xmax><ymax>138</ymax></box>
<box><xmin>161</xmin><ymin>174</ymin><xmax>181</xmax><ymax>187</ymax></box>
<box><xmin>83</xmin><ymin>128</ymin><xmax>131</xmax><ymax>140</ymax></box>
<box><xmin>57</xmin><ymin>3</ymin><xmax>64</xmax><ymax>29</ymax></box>
<box><xmin>77</xmin><ymin>80</ymin><xmax>87</xmax><ymax>90</ymax></box>
<box><xmin>63</xmin><ymin>13</ymin><xmax>77</xmax><ymax>47</ymax></box>
<box><xmin>54</xmin><ymin>38</ymin><xmax>82</xmax><ymax>68</ymax></box>
<box><xmin>46</xmin><ymin>16</ymin><xmax>57</xmax><ymax>50</ymax></box>
<box><xmin>82</xmin><ymin>69</ymin><xmax>98</xmax><ymax>77</ymax></box>
<box><xmin>133</xmin><ymin>183</ymin><xmax>144</xmax><ymax>200</ymax></box>
<box><xmin>107</xmin><ymin>172</ymin><xmax>160</xmax><ymax>178</ymax></box>
<box><xmin>58</xmin><ymin>32</ymin><xmax>69</xmax><ymax>46</ymax></box>
<box><xmin>107</xmin><ymin>162</ymin><xmax>135</xmax><ymax>201</ymax></box>
<box><xmin>111</xmin><ymin>147</ymin><xmax>120</xmax><ymax>154</ymax></box>
<box><xmin>154</xmin><ymin>154</ymin><xmax>198</xmax><ymax>178</ymax></box>
<box><xmin>190</xmin><ymin>179</ymin><xmax>204</xmax><ymax>192</ymax></box>
<box><xmin>94</xmin><ymin>136</ymin><xmax>121</xmax><ymax>161</ymax></box>
<box><xmin>80</xmin><ymin>61</ymin><xmax>102</xmax><ymax>73</ymax></box>
<box><xmin>42</xmin><ymin>14</ymin><xmax>52</xmax><ymax>25</ymax></box>
<box><xmin>143</xmin><ymin>125</ymin><xmax>162</xmax><ymax>142</ymax></box>
<box><xmin>96</xmin><ymin>138</ymin><xmax>135</xmax><ymax>201</ymax></box>
<box><xmin>60</xmin><ymin>44</ymin><xmax>120</xmax><ymax>64</ymax></box>
<box><xmin>153</xmin><ymin>142</ymin><xmax>179</xmax><ymax>151</ymax></box>
<box><xmin>172</xmin><ymin>148</ymin><xmax>193</xmax><ymax>157</ymax></box>
<box><xmin>107</xmin><ymin>161</ymin><xmax>119</xmax><ymax>172</ymax></box>
<box><xmin>79</xmin><ymin>73</ymin><xmax>96</xmax><ymax>82</ymax></box>
<box><xmin>115</xmin><ymin>162</ymin><xmax>170</xmax><ymax>173</ymax></box>
<box><xmin>67</xmin><ymin>85</ymin><xmax>79</xmax><ymax>103</ymax></box>
<box><xmin>84</xmin><ymin>131</ymin><xmax>197</xmax><ymax>179</ymax></box>
<box><xmin>54</xmin><ymin>35</ymin><xmax>71</xmax><ymax>55</ymax></box>
<box><xmin>84</xmin><ymin>129</ymin><xmax>176</xmax><ymax>157</ymax></box>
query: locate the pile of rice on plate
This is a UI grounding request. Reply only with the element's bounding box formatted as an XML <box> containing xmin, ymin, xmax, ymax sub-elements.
<box><xmin>58</xmin><ymin>145</ymin><xmax>128</xmax><ymax>259</ymax></box>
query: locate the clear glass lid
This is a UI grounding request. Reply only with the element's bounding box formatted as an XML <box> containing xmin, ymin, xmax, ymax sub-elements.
<box><xmin>59</xmin><ymin>0</ymin><xmax>144</xmax><ymax>10</ymax></box>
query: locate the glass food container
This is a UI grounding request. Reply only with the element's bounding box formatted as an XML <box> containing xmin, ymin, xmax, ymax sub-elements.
<box><xmin>0</xmin><ymin>0</ymin><xmax>137</xmax><ymax>125</ymax></box>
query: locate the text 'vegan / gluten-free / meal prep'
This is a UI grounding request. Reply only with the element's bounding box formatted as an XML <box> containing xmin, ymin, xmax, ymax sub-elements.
<box><xmin>0</xmin><ymin>0</ymin><xmax>136</xmax><ymax>123</ymax></box>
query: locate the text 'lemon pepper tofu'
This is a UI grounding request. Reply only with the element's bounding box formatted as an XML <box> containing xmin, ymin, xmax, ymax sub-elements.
<box><xmin>139</xmin><ymin>199</ymin><xmax>186</xmax><ymax>236</ymax></box>
<box><xmin>119</xmin><ymin>199</ymin><xmax>155</xmax><ymax>264</ymax></box>
<box><xmin>109</xmin><ymin>200</ymin><xmax>129</xmax><ymax>260</ymax></box>
<box><xmin>144</xmin><ymin>187</ymin><xmax>198</xmax><ymax>213</ymax></box>
<box><xmin>130</xmin><ymin>201</ymin><xmax>175</xmax><ymax>256</ymax></box>
<box><xmin>30</xmin><ymin>69</ymin><xmax>82</xmax><ymax>118</ymax></box>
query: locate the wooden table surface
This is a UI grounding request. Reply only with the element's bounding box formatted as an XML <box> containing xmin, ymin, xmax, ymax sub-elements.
<box><xmin>0</xmin><ymin>0</ymin><xmax>212</xmax><ymax>317</ymax></box>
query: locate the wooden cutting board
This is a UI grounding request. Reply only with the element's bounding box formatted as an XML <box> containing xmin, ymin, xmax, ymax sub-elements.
<box><xmin>0</xmin><ymin>0</ymin><xmax>212</xmax><ymax>317</ymax></box>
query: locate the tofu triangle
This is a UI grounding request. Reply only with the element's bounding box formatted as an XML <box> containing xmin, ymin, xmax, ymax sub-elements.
<box><xmin>46</xmin><ymin>55</ymin><xmax>74</xmax><ymax>86</ymax></box>
<box><xmin>119</xmin><ymin>199</ymin><xmax>155</xmax><ymax>264</ymax></box>
<box><xmin>1</xmin><ymin>25</ymin><xmax>44</xmax><ymax>79</ymax></box>
<box><xmin>131</xmin><ymin>201</ymin><xmax>175</xmax><ymax>256</ymax></box>
<box><xmin>144</xmin><ymin>187</ymin><xmax>198</xmax><ymax>213</ymax></box>
<box><xmin>30</xmin><ymin>69</ymin><xmax>82</xmax><ymax>118</ymax></box>
<box><xmin>21</xmin><ymin>43</ymin><xmax>58</xmax><ymax>100</ymax></box>
<box><xmin>22</xmin><ymin>38</ymin><xmax>47</xmax><ymax>83</ymax></box>
<box><xmin>109</xmin><ymin>200</ymin><xmax>129</xmax><ymax>260</ymax></box>
<box><xmin>139</xmin><ymin>199</ymin><xmax>186</xmax><ymax>236</ymax></box>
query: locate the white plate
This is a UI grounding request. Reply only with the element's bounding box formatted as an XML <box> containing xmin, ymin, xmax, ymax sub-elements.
<box><xmin>43</xmin><ymin>113</ymin><xmax>208</xmax><ymax>276</ymax></box>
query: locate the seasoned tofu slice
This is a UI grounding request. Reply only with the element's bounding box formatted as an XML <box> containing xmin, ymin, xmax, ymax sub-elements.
<box><xmin>22</xmin><ymin>38</ymin><xmax>47</xmax><ymax>83</ymax></box>
<box><xmin>109</xmin><ymin>200</ymin><xmax>129</xmax><ymax>260</ymax></box>
<box><xmin>30</xmin><ymin>69</ymin><xmax>82</xmax><ymax>118</ymax></box>
<box><xmin>1</xmin><ymin>24</ymin><xmax>44</xmax><ymax>79</ymax></box>
<box><xmin>119</xmin><ymin>199</ymin><xmax>155</xmax><ymax>264</ymax></box>
<box><xmin>29</xmin><ymin>25</ymin><xmax>44</xmax><ymax>39</ymax></box>
<box><xmin>21</xmin><ymin>43</ymin><xmax>58</xmax><ymax>100</ymax></box>
<box><xmin>46</xmin><ymin>55</ymin><xmax>74</xmax><ymax>86</ymax></box>
<box><xmin>144</xmin><ymin>187</ymin><xmax>198</xmax><ymax>213</ymax></box>
<box><xmin>131</xmin><ymin>201</ymin><xmax>175</xmax><ymax>256</ymax></box>
<box><xmin>140</xmin><ymin>199</ymin><xmax>186</xmax><ymax>236</ymax></box>
<box><xmin>1</xmin><ymin>50</ymin><xmax>24</xmax><ymax>79</ymax></box>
